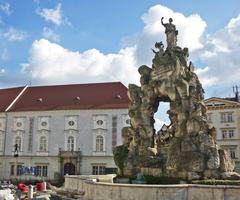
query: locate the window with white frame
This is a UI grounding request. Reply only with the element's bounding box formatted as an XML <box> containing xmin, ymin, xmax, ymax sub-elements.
<box><xmin>67</xmin><ymin>136</ymin><xmax>74</xmax><ymax>151</ymax></box>
<box><xmin>96</xmin><ymin>135</ymin><xmax>104</xmax><ymax>152</ymax></box>
<box><xmin>10</xmin><ymin>164</ymin><xmax>23</xmax><ymax>176</ymax></box>
<box><xmin>92</xmin><ymin>164</ymin><xmax>106</xmax><ymax>175</ymax></box>
<box><xmin>17</xmin><ymin>165</ymin><xmax>23</xmax><ymax>175</ymax></box>
<box><xmin>221</xmin><ymin>129</ymin><xmax>235</xmax><ymax>139</ymax></box>
<box><xmin>39</xmin><ymin>136</ymin><xmax>47</xmax><ymax>152</ymax></box>
<box><xmin>35</xmin><ymin>165</ymin><xmax>48</xmax><ymax>177</ymax></box>
<box><xmin>15</xmin><ymin>136</ymin><xmax>22</xmax><ymax>151</ymax></box>
<box><xmin>220</xmin><ymin>112</ymin><xmax>234</xmax><ymax>123</ymax></box>
<box><xmin>230</xmin><ymin>149</ymin><xmax>236</xmax><ymax>159</ymax></box>
<box><xmin>229</xmin><ymin>129</ymin><xmax>234</xmax><ymax>138</ymax></box>
<box><xmin>10</xmin><ymin>165</ymin><xmax>14</xmax><ymax>176</ymax></box>
<box><xmin>207</xmin><ymin>113</ymin><xmax>212</xmax><ymax>123</ymax></box>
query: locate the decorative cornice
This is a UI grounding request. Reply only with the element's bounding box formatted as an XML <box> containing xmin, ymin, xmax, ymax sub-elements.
<box><xmin>206</xmin><ymin>105</ymin><xmax>240</xmax><ymax>110</ymax></box>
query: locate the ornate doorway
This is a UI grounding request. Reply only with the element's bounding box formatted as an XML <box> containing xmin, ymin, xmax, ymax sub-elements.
<box><xmin>64</xmin><ymin>163</ymin><xmax>75</xmax><ymax>175</ymax></box>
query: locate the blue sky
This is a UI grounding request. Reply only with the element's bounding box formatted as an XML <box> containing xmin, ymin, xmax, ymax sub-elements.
<box><xmin>0</xmin><ymin>0</ymin><xmax>240</xmax><ymax>100</ymax></box>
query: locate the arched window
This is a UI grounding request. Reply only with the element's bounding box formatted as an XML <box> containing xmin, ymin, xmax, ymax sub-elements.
<box><xmin>15</xmin><ymin>136</ymin><xmax>21</xmax><ymax>151</ymax></box>
<box><xmin>67</xmin><ymin>136</ymin><xmax>74</xmax><ymax>151</ymax></box>
<box><xmin>96</xmin><ymin>135</ymin><xmax>104</xmax><ymax>152</ymax></box>
<box><xmin>39</xmin><ymin>136</ymin><xmax>47</xmax><ymax>152</ymax></box>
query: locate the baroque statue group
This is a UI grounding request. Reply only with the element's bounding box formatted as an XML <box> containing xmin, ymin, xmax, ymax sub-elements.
<box><xmin>114</xmin><ymin>17</ymin><xmax>240</xmax><ymax>181</ymax></box>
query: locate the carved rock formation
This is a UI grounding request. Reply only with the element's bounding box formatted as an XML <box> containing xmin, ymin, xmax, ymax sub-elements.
<box><xmin>114</xmin><ymin>18</ymin><xmax>236</xmax><ymax>180</ymax></box>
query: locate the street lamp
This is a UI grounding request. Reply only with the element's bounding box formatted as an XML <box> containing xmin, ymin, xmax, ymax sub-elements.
<box><xmin>14</xmin><ymin>144</ymin><xmax>19</xmax><ymax>157</ymax></box>
<box><xmin>13</xmin><ymin>144</ymin><xmax>19</xmax><ymax>183</ymax></box>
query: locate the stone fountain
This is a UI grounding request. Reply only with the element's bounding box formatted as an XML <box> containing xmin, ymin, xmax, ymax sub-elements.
<box><xmin>114</xmin><ymin>17</ymin><xmax>238</xmax><ymax>181</ymax></box>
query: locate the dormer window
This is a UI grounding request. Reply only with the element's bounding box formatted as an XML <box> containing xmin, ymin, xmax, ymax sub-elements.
<box><xmin>115</xmin><ymin>95</ymin><xmax>122</xmax><ymax>99</ymax></box>
<box><xmin>37</xmin><ymin>98</ymin><xmax>43</xmax><ymax>102</ymax></box>
<box><xmin>75</xmin><ymin>96</ymin><xmax>80</xmax><ymax>101</ymax></box>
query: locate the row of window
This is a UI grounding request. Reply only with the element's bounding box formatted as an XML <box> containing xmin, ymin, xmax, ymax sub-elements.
<box><xmin>10</xmin><ymin>165</ymin><xmax>48</xmax><ymax>177</ymax></box>
<box><xmin>14</xmin><ymin>134</ymin><xmax>105</xmax><ymax>153</ymax></box>
<box><xmin>92</xmin><ymin>165</ymin><xmax>105</xmax><ymax>175</ymax></box>
<box><xmin>207</xmin><ymin>112</ymin><xmax>234</xmax><ymax>123</ymax></box>
<box><xmin>10</xmin><ymin>163</ymin><xmax>115</xmax><ymax>177</ymax></box>
<box><xmin>6</xmin><ymin>115</ymin><xmax>130</xmax><ymax>131</ymax></box>
<box><xmin>221</xmin><ymin>129</ymin><xmax>235</xmax><ymax>139</ymax></box>
<box><xmin>91</xmin><ymin>165</ymin><xmax>116</xmax><ymax>175</ymax></box>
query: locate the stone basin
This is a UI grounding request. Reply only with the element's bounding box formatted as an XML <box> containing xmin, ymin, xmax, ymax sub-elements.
<box><xmin>64</xmin><ymin>175</ymin><xmax>240</xmax><ymax>200</ymax></box>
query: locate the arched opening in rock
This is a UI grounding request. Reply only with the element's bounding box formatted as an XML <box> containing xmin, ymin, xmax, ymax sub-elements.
<box><xmin>154</xmin><ymin>102</ymin><xmax>171</xmax><ymax>133</ymax></box>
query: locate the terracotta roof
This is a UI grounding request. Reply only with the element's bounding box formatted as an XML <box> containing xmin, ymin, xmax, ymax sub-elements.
<box><xmin>0</xmin><ymin>86</ymin><xmax>25</xmax><ymax>112</ymax></box>
<box><xmin>7</xmin><ymin>82</ymin><xmax>129</xmax><ymax>112</ymax></box>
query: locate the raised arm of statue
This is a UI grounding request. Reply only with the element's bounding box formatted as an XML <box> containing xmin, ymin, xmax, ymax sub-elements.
<box><xmin>161</xmin><ymin>17</ymin><xmax>165</xmax><ymax>26</ymax></box>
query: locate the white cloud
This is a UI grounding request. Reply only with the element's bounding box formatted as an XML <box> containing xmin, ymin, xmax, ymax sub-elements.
<box><xmin>21</xmin><ymin>39</ymin><xmax>139</xmax><ymax>85</ymax></box>
<box><xmin>42</xmin><ymin>27</ymin><xmax>60</xmax><ymax>42</ymax></box>
<box><xmin>0</xmin><ymin>2</ymin><xmax>11</xmax><ymax>15</ymax></box>
<box><xmin>0</xmin><ymin>69</ymin><xmax>5</xmax><ymax>73</ymax></box>
<box><xmin>142</xmin><ymin>5</ymin><xmax>206</xmax><ymax>50</ymax></box>
<box><xmin>1</xmin><ymin>49</ymin><xmax>8</xmax><ymax>61</ymax></box>
<box><xmin>197</xmin><ymin>14</ymin><xmax>240</xmax><ymax>88</ymax></box>
<box><xmin>154</xmin><ymin>118</ymin><xmax>165</xmax><ymax>132</ymax></box>
<box><xmin>129</xmin><ymin>4</ymin><xmax>207</xmax><ymax>66</ymax></box>
<box><xmin>22</xmin><ymin>4</ymin><xmax>209</xmax><ymax>87</ymax></box>
<box><xmin>195</xmin><ymin>66</ymin><xmax>218</xmax><ymax>87</ymax></box>
<box><xmin>22</xmin><ymin>4</ymin><xmax>240</xmax><ymax>98</ymax></box>
<box><xmin>154</xmin><ymin>102</ymin><xmax>171</xmax><ymax>131</ymax></box>
<box><xmin>37</xmin><ymin>3</ymin><xmax>70</xmax><ymax>26</ymax></box>
<box><xmin>1</xmin><ymin>27</ymin><xmax>27</xmax><ymax>41</ymax></box>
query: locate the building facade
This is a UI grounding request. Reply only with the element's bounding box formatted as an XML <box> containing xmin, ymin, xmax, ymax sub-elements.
<box><xmin>204</xmin><ymin>97</ymin><xmax>240</xmax><ymax>171</ymax></box>
<box><xmin>0</xmin><ymin>82</ymin><xmax>129</xmax><ymax>181</ymax></box>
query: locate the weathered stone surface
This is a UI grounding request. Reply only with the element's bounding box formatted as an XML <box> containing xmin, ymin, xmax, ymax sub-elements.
<box><xmin>140</xmin><ymin>167</ymin><xmax>162</xmax><ymax>177</ymax></box>
<box><xmin>207</xmin><ymin>148</ymin><xmax>220</xmax><ymax>170</ymax></box>
<box><xmin>188</xmin><ymin>172</ymin><xmax>201</xmax><ymax>180</ymax></box>
<box><xmin>114</xmin><ymin>17</ymin><xmax>239</xmax><ymax>180</ymax></box>
<box><xmin>219</xmin><ymin>149</ymin><xmax>235</xmax><ymax>172</ymax></box>
<box><xmin>221</xmin><ymin>172</ymin><xmax>240</xmax><ymax>180</ymax></box>
<box><xmin>204</xmin><ymin>170</ymin><xmax>221</xmax><ymax>179</ymax></box>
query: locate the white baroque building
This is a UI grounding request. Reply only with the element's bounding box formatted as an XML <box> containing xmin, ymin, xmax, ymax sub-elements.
<box><xmin>0</xmin><ymin>82</ymin><xmax>130</xmax><ymax>181</ymax></box>
<box><xmin>204</xmin><ymin>97</ymin><xmax>240</xmax><ymax>172</ymax></box>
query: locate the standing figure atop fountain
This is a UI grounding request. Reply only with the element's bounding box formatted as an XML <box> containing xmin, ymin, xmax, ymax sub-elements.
<box><xmin>161</xmin><ymin>17</ymin><xmax>178</xmax><ymax>48</ymax></box>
